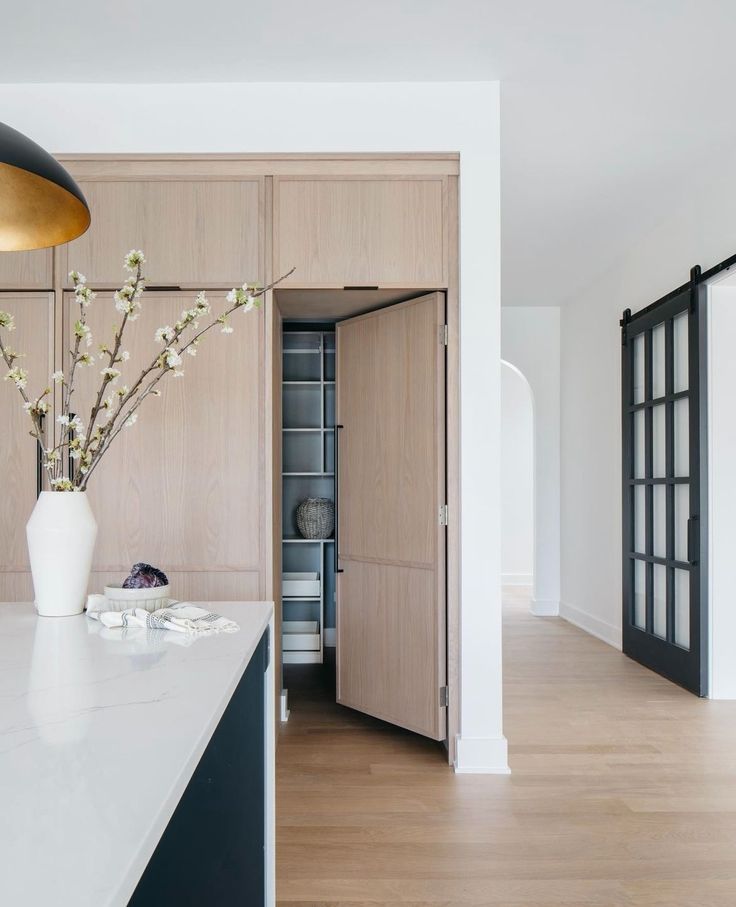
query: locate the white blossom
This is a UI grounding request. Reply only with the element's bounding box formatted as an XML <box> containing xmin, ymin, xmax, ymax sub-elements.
<box><xmin>77</xmin><ymin>353</ymin><xmax>95</xmax><ymax>367</ymax></box>
<box><xmin>115</xmin><ymin>291</ymin><xmax>142</xmax><ymax>319</ymax></box>
<box><xmin>68</xmin><ymin>270</ymin><xmax>87</xmax><ymax>286</ymax></box>
<box><xmin>50</xmin><ymin>477</ymin><xmax>73</xmax><ymax>491</ymax></box>
<box><xmin>185</xmin><ymin>344</ymin><xmax>198</xmax><ymax>357</ymax></box>
<box><xmin>194</xmin><ymin>291</ymin><xmax>210</xmax><ymax>315</ymax></box>
<box><xmin>101</xmin><ymin>367</ymin><xmax>121</xmax><ymax>381</ymax></box>
<box><xmin>117</xmin><ymin>284</ymin><xmax>136</xmax><ymax>301</ymax></box>
<box><xmin>164</xmin><ymin>348</ymin><xmax>182</xmax><ymax>369</ymax></box>
<box><xmin>74</xmin><ymin>285</ymin><xmax>96</xmax><ymax>307</ymax></box>
<box><xmin>173</xmin><ymin>369</ymin><xmax>184</xmax><ymax>378</ymax></box>
<box><xmin>101</xmin><ymin>399</ymin><xmax>115</xmax><ymax>422</ymax></box>
<box><xmin>221</xmin><ymin>323</ymin><xmax>234</xmax><ymax>334</ymax></box>
<box><xmin>57</xmin><ymin>414</ymin><xmax>70</xmax><ymax>426</ymax></box>
<box><xmin>24</xmin><ymin>400</ymin><xmax>50</xmax><ymax>416</ymax></box>
<box><xmin>155</xmin><ymin>326</ymin><xmax>175</xmax><ymax>345</ymax></box>
<box><xmin>124</xmin><ymin>413</ymin><xmax>138</xmax><ymax>428</ymax></box>
<box><xmin>120</xmin><ymin>351</ymin><xmax>130</xmax><ymax>362</ymax></box>
<box><xmin>5</xmin><ymin>367</ymin><xmax>28</xmax><ymax>389</ymax></box>
<box><xmin>0</xmin><ymin>311</ymin><xmax>16</xmax><ymax>331</ymax></box>
<box><xmin>74</xmin><ymin>320</ymin><xmax>93</xmax><ymax>347</ymax></box>
<box><xmin>51</xmin><ymin>370</ymin><xmax>64</xmax><ymax>384</ymax></box>
<box><xmin>123</xmin><ymin>250</ymin><xmax>146</xmax><ymax>271</ymax></box>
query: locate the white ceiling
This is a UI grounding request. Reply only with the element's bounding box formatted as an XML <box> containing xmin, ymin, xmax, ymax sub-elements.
<box><xmin>5</xmin><ymin>0</ymin><xmax>736</xmax><ymax>307</ymax></box>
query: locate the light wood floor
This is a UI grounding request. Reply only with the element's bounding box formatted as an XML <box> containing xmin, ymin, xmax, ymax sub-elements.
<box><xmin>276</xmin><ymin>588</ymin><xmax>736</xmax><ymax>906</ymax></box>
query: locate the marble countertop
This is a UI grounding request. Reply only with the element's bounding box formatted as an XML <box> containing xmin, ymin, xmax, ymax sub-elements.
<box><xmin>0</xmin><ymin>600</ymin><xmax>273</xmax><ymax>907</ymax></box>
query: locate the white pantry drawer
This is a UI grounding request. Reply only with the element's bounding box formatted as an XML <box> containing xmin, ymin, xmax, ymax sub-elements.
<box><xmin>282</xmin><ymin>572</ymin><xmax>320</xmax><ymax>598</ymax></box>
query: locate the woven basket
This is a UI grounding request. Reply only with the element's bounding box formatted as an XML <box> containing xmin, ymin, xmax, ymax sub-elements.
<box><xmin>296</xmin><ymin>497</ymin><xmax>335</xmax><ymax>540</ymax></box>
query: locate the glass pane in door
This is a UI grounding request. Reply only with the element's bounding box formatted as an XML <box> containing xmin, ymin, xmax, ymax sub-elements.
<box><xmin>634</xmin><ymin>485</ymin><xmax>645</xmax><ymax>553</ymax></box>
<box><xmin>634</xmin><ymin>410</ymin><xmax>646</xmax><ymax>478</ymax></box>
<box><xmin>675</xmin><ymin>483</ymin><xmax>689</xmax><ymax>562</ymax></box>
<box><xmin>633</xmin><ymin>333</ymin><xmax>645</xmax><ymax>404</ymax></box>
<box><xmin>673</xmin><ymin>312</ymin><xmax>688</xmax><ymax>393</ymax></box>
<box><xmin>653</xmin><ymin>485</ymin><xmax>666</xmax><ymax>558</ymax></box>
<box><xmin>674</xmin><ymin>398</ymin><xmax>689</xmax><ymax>476</ymax></box>
<box><xmin>653</xmin><ymin>404</ymin><xmax>666</xmax><ymax>478</ymax></box>
<box><xmin>652</xmin><ymin>322</ymin><xmax>666</xmax><ymax>398</ymax></box>
<box><xmin>634</xmin><ymin>559</ymin><xmax>646</xmax><ymax>629</ymax></box>
<box><xmin>653</xmin><ymin>564</ymin><xmax>667</xmax><ymax>639</ymax></box>
<box><xmin>674</xmin><ymin>568</ymin><xmax>690</xmax><ymax>649</ymax></box>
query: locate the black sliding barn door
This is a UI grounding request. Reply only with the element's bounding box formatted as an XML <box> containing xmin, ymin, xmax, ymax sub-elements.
<box><xmin>621</xmin><ymin>276</ymin><xmax>707</xmax><ymax>695</ymax></box>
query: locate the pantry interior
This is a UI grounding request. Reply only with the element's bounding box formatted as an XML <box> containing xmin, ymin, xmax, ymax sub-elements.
<box><xmin>274</xmin><ymin>284</ymin><xmax>451</xmax><ymax>750</ymax></box>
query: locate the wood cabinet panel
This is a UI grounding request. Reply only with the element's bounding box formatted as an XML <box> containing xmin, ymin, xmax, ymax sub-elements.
<box><xmin>66</xmin><ymin>291</ymin><xmax>264</xmax><ymax>598</ymax></box>
<box><xmin>0</xmin><ymin>293</ymin><xmax>53</xmax><ymax>600</ymax></box>
<box><xmin>0</xmin><ymin>250</ymin><xmax>52</xmax><ymax>289</ymax></box>
<box><xmin>274</xmin><ymin>177</ymin><xmax>447</xmax><ymax>288</ymax></box>
<box><xmin>59</xmin><ymin>179</ymin><xmax>263</xmax><ymax>288</ymax></box>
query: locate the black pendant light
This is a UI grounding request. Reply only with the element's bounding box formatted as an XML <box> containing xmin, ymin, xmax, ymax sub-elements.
<box><xmin>0</xmin><ymin>121</ymin><xmax>90</xmax><ymax>251</ymax></box>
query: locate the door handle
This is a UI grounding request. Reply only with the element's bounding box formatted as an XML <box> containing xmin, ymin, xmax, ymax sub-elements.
<box><xmin>334</xmin><ymin>424</ymin><xmax>343</xmax><ymax>574</ymax></box>
<box><xmin>687</xmin><ymin>515</ymin><xmax>699</xmax><ymax>565</ymax></box>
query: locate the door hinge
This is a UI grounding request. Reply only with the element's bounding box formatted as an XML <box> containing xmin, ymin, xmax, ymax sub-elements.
<box><xmin>439</xmin><ymin>686</ymin><xmax>449</xmax><ymax>707</ymax></box>
<box><xmin>439</xmin><ymin>504</ymin><xmax>448</xmax><ymax>525</ymax></box>
<box><xmin>440</xmin><ymin>323</ymin><xmax>448</xmax><ymax>346</ymax></box>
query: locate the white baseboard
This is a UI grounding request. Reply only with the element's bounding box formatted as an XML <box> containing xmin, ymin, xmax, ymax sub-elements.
<box><xmin>501</xmin><ymin>573</ymin><xmax>533</xmax><ymax>586</ymax></box>
<box><xmin>709</xmin><ymin>682</ymin><xmax>736</xmax><ymax>700</ymax></box>
<box><xmin>559</xmin><ymin>601</ymin><xmax>621</xmax><ymax>650</ymax></box>
<box><xmin>530</xmin><ymin>599</ymin><xmax>559</xmax><ymax>617</ymax></box>
<box><xmin>280</xmin><ymin>689</ymin><xmax>290</xmax><ymax>722</ymax></box>
<box><xmin>454</xmin><ymin>734</ymin><xmax>510</xmax><ymax>774</ymax></box>
<box><xmin>323</xmin><ymin>627</ymin><xmax>336</xmax><ymax>647</ymax></box>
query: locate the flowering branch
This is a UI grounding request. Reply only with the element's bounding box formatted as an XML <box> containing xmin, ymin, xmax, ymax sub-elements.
<box><xmin>0</xmin><ymin>250</ymin><xmax>293</xmax><ymax>491</ymax></box>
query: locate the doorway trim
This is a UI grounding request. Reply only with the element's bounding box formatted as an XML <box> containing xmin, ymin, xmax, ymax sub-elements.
<box><xmin>264</xmin><ymin>164</ymin><xmax>460</xmax><ymax>765</ymax></box>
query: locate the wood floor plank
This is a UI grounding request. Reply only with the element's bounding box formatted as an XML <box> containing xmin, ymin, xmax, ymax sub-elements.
<box><xmin>277</xmin><ymin>590</ymin><xmax>736</xmax><ymax>905</ymax></box>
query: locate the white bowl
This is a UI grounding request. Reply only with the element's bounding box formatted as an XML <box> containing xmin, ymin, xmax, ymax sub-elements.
<box><xmin>103</xmin><ymin>584</ymin><xmax>171</xmax><ymax>613</ymax></box>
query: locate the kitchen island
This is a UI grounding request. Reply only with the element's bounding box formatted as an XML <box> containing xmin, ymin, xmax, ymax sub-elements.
<box><xmin>0</xmin><ymin>600</ymin><xmax>274</xmax><ymax>906</ymax></box>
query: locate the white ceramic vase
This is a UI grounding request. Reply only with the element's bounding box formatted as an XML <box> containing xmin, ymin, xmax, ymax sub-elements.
<box><xmin>26</xmin><ymin>491</ymin><xmax>98</xmax><ymax>617</ymax></box>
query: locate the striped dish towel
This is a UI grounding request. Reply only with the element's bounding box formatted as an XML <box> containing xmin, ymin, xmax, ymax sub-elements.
<box><xmin>87</xmin><ymin>601</ymin><xmax>239</xmax><ymax>634</ymax></box>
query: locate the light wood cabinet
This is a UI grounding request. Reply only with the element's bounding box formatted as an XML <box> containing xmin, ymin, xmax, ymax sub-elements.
<box><xmin>0</xmin><ymin>293</ymin><xmax>54</xmax><ymax>600</ymax></box>
<box><xmin>58</xmin><ymin>179</ymin><xmax>264</xmax><ymax>288</ymax></box>
<box><xmin>273</xmin><ymin>176</ymin><xmax>447</xmax><ymax>288</ymax></box>
<box><xmin>0</xmin><ymin>250</ymin><xmax>52</xmax><ymax>290</ymax></box>
<box><xmin>65</xmin><ymin>290</ymin><xmax>265</xmax><ymax>600</ymax></box>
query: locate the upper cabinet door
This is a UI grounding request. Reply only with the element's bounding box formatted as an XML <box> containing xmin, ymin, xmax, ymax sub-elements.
<box><xmin>274</xmin><ymin>177</ymin><xmax>447</xmax><ymax>288</ymax></box>
<box><xmin>58</xmin><ymin>178</ymin><xmax>264</xmax><ymax>288</ymax></box>
<box><xmin>65</xmin><ymin>290</ymin><xmax>265</xmax><ymax>601</ymax></box>
<box><xmin>0</xmin><ymin>250</ymin><xmax>52</xmax><ymax>290</ymax></box>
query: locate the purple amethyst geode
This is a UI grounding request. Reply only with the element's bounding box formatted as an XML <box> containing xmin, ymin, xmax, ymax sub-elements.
<box><xmin>121</xmin><ymin>563</ymin><xmax>169</xmax><ymax>589</ymax></box>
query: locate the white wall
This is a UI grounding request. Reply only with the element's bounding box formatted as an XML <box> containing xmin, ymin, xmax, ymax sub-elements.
<box><xmin>708</xmin><ymin>274</ymin><xmax>736</xmax><ymax>699</ymax></box>
<box><xmin>0</xmin><ymin>81</ymin><xmax>507</xmax><ymax>771</ymax></box>
<box><xmin>501</xmin><ymin>363</ymin><xmax>534</xmax><ymax>585</ymax></box>
<box><xmin>501</xmin><ymin>307</ymin><xmax>560</xmax><ymax>615</ymax></box>
<box><xmin>560</xmin><ymin>163</ymin><xmax>736</xmax><ymax>652</ymax></box>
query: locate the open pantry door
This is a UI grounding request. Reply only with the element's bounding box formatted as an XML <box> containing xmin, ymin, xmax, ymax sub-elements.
<box><xmin>335</xmin><ymin>293</ymin><xmax>446</xmax><ymax>740</ymax></box>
